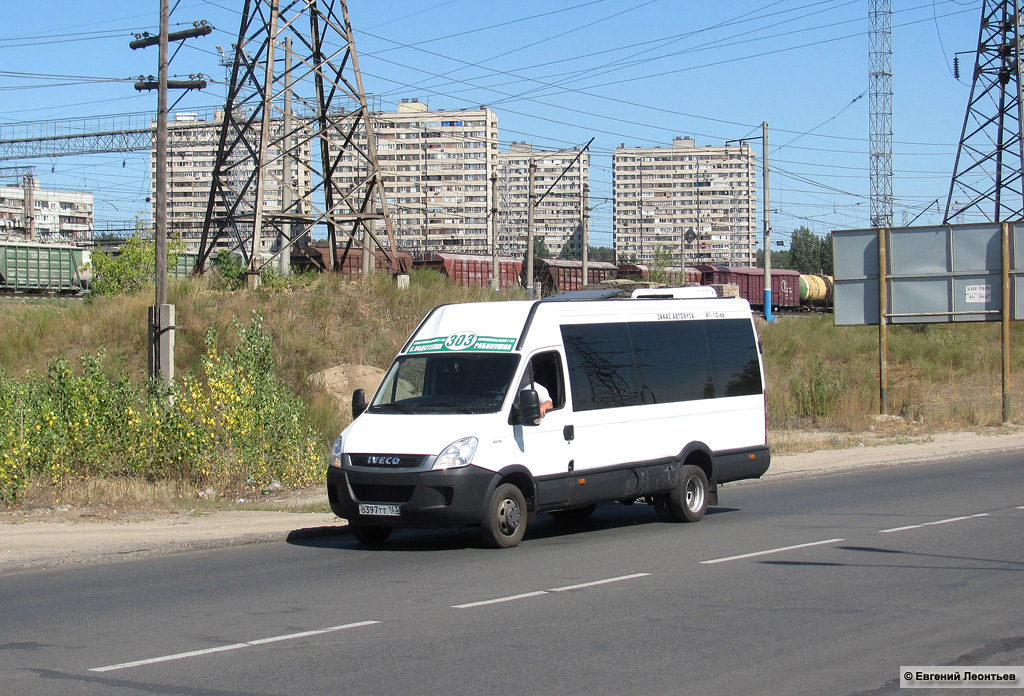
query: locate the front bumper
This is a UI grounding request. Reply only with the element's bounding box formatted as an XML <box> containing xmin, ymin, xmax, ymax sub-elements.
<box><xmin>326</xmin><ymin>464</ymin><xmax>498</xmax><ymax>528</ymax></box>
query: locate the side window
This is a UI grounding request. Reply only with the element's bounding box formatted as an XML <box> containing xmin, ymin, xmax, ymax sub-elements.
<box><xmin>630</xmin><ymin>321</ymin><xmax>712</xmax><ymax>404</ymax></box>
<box><xmin>518</xmin><ymin>351</ymin><xmax>565</xmax><ymax>410</ymax></box>
<box><xmin>704</xmin><ymin>319</ymin><xmax>762</xmax><ymax>397</ymax></box>
<box><xmin>561</xmin><ymin>323</ymin><xmax>641</xmax><ymax>411</ymax></box>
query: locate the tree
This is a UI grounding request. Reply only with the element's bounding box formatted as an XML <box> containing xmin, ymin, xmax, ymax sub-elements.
<box><xmin>588</xmin><ymin>246</ymin><xmax>615</xmax><ymax>263</ymax></box>
<box><xmin>560</xmin><ymin>242</ymin><xmax>575</xmax><ymax>259</ymax></box>
<box><xmin>532</xmin><ymin>237</ymin><xmax>551</xmax><ymax>259</ymax></box>
<box><xmin>89</xmin><ymin>218</ymin><xmax>182</xmax><ymax>297</ymax></box>
<box><xmin>781</xmin><ymin>226</ymin><xmax>832</xmax><ymax>275</ymax></box>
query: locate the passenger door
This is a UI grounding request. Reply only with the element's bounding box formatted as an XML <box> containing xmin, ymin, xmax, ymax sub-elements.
<box><xmin>512</xmin><ymin>351</ymin><xmax>574</xmax><ymax>508</ymax></box>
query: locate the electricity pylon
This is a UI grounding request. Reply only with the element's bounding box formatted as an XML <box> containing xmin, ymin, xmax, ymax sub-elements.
<box><xmin>869</xmin><ymin>0</ymin><xmax>893</xmax><ymax>229</ymax></box>
<box><xmin>197</xmin><ymin>0</ymin><xmax>397</xmax><ymax>278</ymax></box>
<box><xmin>945</xmin><ymin>0</ymin><xmax>1024</xmax><ymax>224</ymax></box>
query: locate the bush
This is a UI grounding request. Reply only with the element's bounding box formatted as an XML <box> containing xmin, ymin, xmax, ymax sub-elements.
<box><xmin>0</xmin><ymin>313</ymin><xmax>322</xmax><ymax>504</ymax></box>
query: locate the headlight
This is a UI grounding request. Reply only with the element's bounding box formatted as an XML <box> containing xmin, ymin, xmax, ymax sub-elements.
<box><xmin>433</xmin><ymin>437</ymin><xmax>478</xmax><ymax>470</ymax></box>
<box><xmin>329</xmin><ymin>433</ymin><xmax>344</xmax><ymax>468</ymax></box>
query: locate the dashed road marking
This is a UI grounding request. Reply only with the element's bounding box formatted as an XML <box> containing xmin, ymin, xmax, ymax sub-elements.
<box><xmin>453</xmin><ymin>573</ymin><xmax>650</xmax><ymax>608</ymax></box>
<box><xmin>90</xmin><ymin>620</ymin><xmax>380</xmax><ymax>673</ymax></box>
<box><xmin>699</xmin><ymin>538</ymin><xmax>845</xmax><ymax>565</ymax></box>
<box><xmin>879</xmin><ymin>513</ymin><xmax>989</xmax><ymax>534</ymax></box>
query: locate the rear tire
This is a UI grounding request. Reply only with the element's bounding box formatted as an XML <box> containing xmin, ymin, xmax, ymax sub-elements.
<box><xmin>668</xmin><ymin>464</ymin><xmax>709</xmax><ymax>523</ymax></box>
<box><xmin>351</xmin><ymin>525</ymin><xmax>393</xmax><ymax>545</ymax></box>
<box><xmin>550</xmin><ymin>504</ymin><xmax>596</xmax><ymax>521</ymax></box>
<box><xmin>481</xmin><ymin>483</ymin><xmax>527</xmax><ymax>548</ymax></box>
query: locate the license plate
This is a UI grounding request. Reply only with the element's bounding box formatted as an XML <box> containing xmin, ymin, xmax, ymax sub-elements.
<box><xmin>358</xmin><ymin>503</ymin><xmax>400</xmax><ymax>517</ymax></box>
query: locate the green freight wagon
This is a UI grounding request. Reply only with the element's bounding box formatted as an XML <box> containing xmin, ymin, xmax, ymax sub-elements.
<box><xmin>0</xmin><ymin>241</ymin><xmax>85</xmax><ymax>293</ymax></box>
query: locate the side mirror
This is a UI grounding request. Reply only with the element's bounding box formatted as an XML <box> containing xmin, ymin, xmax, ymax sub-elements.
<box><xmin>352</xmin><ymin>389</ymin><xmax>367</xmax><ymax>419</ymax></box>
<box><xmin>513</xmin><ymin>388</ymin><xmax>542</xmax><ymax>426</ymax></box>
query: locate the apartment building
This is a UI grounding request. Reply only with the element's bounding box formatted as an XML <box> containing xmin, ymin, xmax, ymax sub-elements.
<box><xmin>613</xmin><ymin>137</ymin><xmax>757</xmax><ymax>266</ymax></box>
<box><xmin>496</xmin><ymin>142</ymin><xmax>588</xmax><ymax>258</ymax></box>
<box><xmin>153</xmin><ymin>110</ymin><xmax>313</xmax><ymax>253</ymax></box>
<box><xmin>0</xmin><ymin>178</ymin><xmax>93</xmax><ymax>242</ymax></box>
<box><xmin>334</xmin><ymin>99</ymin><xmax>499</xmax><ymax>254</ymax></box>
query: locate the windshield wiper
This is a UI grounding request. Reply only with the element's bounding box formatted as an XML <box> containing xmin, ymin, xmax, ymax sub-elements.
<box><xmin>422</xmin><ymin>401</ymin><xmax>473</xmax><ymax>413</ymax></box>
<box><xmin>370</xmin><ymin>402</ymin><xmax>412</xmax><ymax>413</ymax></box>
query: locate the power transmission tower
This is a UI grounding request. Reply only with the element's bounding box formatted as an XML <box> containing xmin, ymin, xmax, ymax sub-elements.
<box><xmin>869</xmin><ymin>0</ymin><xmax>893</xmax><ymax>229</ymax></box>
<box><xmin>945</xmin><ymin>0</ymin><xmax>1024</xmax><ymax>224</ymax></box>
<box><xmin>196</xmin><ymin>0</ymin><xmax>398</xmax><ymax>281</ymax></box>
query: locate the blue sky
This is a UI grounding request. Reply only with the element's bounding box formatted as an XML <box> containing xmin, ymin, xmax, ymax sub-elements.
<box><xmin>0</xmin><ymin>0</ymin><xmax>982</xmax><ymax>248</ymax></box>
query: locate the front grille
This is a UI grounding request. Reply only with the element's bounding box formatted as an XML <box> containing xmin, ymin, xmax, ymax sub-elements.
<box><xmin>348</xmin><ymin>454</ymin><xmax>426</xmax><ymax>468</ymax></box>
<box><xmin>350</xmin><ymin>484</ymin><xmax>415</xmax><ymax>504</ymax></box>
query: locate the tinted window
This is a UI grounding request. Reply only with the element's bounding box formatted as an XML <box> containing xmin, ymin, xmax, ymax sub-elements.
<box><xmin>630</xmin><ymin>321</ymin><xmax>713</xmax><ymax>403</ymax></box>
<box><xmin>561</xmin><ymin>317</ymin><xmax>762</xmax><ymax>411</ymax></box>
<box><xmin>560</xmin><ymin>323</ymin><xmax>641</xmax><ymax>411</ymax></box>
<box><xmin>704</xmin><ymin>319</ymin><xmax>762</xmax><ymax>397</ymax></box>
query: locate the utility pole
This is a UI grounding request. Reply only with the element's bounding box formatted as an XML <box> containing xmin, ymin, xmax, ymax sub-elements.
<box><xmin>22</xmin><ymin>173</ymin><xmax>34</xmax><ymax>240</ymax></box>
<box><xmin>490</xmin><ymin>171</ymin><xmax>499</xmax><ymax>290</ymax></box>
<box><xmin>763</xmin><ymin>121</ymin><xmax>774</xmax><ymax>323</ymax></box>
<box><xmin>526</xmin><ymin>158</ymin><xmax>536</xmax><ymax>297</ymax></box>
<box><xmin>582</xmin><ymin>181</ymin><xmax>589</xmax><ymax>284</ymax></box>
<box><xmin>132</xmin><ymin>5</ymin><xmax>208</xmax><ymax>387</ymax></box>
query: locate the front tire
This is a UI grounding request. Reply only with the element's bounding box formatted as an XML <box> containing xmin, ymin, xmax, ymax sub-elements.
<box><xmin>481</xmin><ymin>483</ymin><xmax>527</xmax><ymax>548</ymax></box>
<box><xmin>351</xmin><ymin>525</ymin><xmax>393</xmax><ymax>545</ymax></box>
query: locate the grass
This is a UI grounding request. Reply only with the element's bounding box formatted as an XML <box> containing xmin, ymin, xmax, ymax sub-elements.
<box><xmin>2</xmin><ymin>276</ymin><xmax>1021</xmax><ymax>508</ymax></box>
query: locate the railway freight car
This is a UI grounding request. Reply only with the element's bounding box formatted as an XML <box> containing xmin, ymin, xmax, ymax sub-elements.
<box><xmin>412</xmin><ymin>253</ymin><xmax>522</xmax><ymax>290</ymax></box>
<box><xmin>531</xmin><ymin>258</ymin><xmax>618</xmax><ymax>295</ymax></box>
<box><xmin>616</xmin><ymin>263</ymin><xmax>702</xmax><ymax>285</ymax></box>
<box><xmin>290</xmin><ymin>245</ymin><xmax>412</xmax><ymax>275</ymax></box>
<box><xmin>799</xmin><ymin>273</ymin><xmax>834</xmax><ymax>307</ymax></box>
<box><xmin>693</xmin><ymin>265</ymin><xmax>802</xmax><ymax>309</ymax></box>
<box><xmin>0</xmin><ymin>241</ymin><xmax>86</xmax><ymax>293</ymax></box>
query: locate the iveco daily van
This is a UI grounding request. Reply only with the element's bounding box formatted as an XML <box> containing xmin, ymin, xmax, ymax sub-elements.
<box><xmin>327</xmin><ymin>287</ymin><xmax>770</xmax><ymax>548</ymax></box>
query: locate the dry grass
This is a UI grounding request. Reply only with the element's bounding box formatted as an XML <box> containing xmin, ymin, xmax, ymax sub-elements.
<box><xmin>4</xmin><ymin>276</ymin><xmax>1023</xmax><ymax>511</ymax></box>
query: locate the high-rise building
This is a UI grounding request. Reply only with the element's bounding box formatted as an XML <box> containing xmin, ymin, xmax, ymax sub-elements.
<box><xmin>613</xmin><ymin>137</ymin><xmax>757</xmax><ymax>266</ymax></box>
<box><xmin>345</xmin><ymin>100</ymin><xmax>499</xmax><ymax>254</ymax></box>
<box><xmin>497</xmin><ymin>143</ymin><xmax>588</xmax><ymax>259</ymax></box>
<box><xmin>153</xmin><ymin>110</ymin><xmax>313</xmax><ymax>253</ymax></box>
<box><xmin>0</xmin><ymin>178</ymin><xmax>93</xmax><ymax>242</ymax></box>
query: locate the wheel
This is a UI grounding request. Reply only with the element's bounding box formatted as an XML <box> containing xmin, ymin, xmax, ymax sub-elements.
<box><xmin>480</xmin><ymin>483</ymin><xmax>527</xmax><ymax>548</ymax></box>
<box><xmin>668</xmin><ymin>464</ymin><xmax>709</xmax><ymax>523</ymax></box>
<box><xmin>550</xmin><ymin>504</ymin><xmax>596</xmax><ymax>521</ymax></box>
<box><xmin>350</xmin><ymin>525</ymin><xmax>393</xmax><ymax>545</ymax></box>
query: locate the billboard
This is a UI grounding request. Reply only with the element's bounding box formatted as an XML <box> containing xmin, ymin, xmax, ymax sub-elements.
<box><xmin>833</xmin><ymin>222</ymin><xmax>1023</xmax><ymax>325</ymax></box>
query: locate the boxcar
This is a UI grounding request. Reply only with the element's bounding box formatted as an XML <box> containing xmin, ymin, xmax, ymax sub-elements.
<box><xmin>290</xmin><ymin>245</ymin><xmax>411</xmax><ymax>275</ymax></box>
<box><xmin>693</xmin><ymin>265</ymin><xmax>801</xmax><ymax>309</ymax></box>
<box><xmin>532</xmin><ymin>258</ymin><xmax>618</xmax><ymax>295</ymax></box>
<box><xmin>413</xmin><ymin>253</ymin><xmax>522</xmax><ymax>289</ymax></box>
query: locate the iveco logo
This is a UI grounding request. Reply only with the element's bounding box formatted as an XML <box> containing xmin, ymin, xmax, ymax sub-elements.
<box><xmin>367</xmin><ymin>456</ymin><xmax>402</xmax><ymax>466</ymax></box>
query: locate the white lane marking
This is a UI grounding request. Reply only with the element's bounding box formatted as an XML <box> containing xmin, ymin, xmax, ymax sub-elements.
<box><xmin>453</xmin><ymin>591</ymin><xmax>548</xmax><ymax>609</ymax></box>
<box><xmin>89</xmin><ymin>621</ymin><xmax>380</xmax><ymax>673</ymax></box>
<box><xmin>699</xmin><ymin>538</ymin><xmax>845</xmax><ymax>565</ymax></box>
<box><xmin>1017</xmin><ymin>506</ymin><xmax>1024</xmax><ymax>509</ymax></box>
<box><xmin>879</xmin><ymin>513</ymin><xmax>989</xmax><ymax>534</ymax></box>
<box><xmin>453</xmin><ymin>573</ymin><xmax>650</xmax><ymax>608</ymax></box>
<box><xmin>548</xmin><ymin>573</ymin><xmax>651</xmax><ymax>592</ymax></box>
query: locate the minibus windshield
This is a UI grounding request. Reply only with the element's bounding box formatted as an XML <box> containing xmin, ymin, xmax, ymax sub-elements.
<box><xmin>369</xmin><ymin>353</ymin><xmax>521</xmax><ymax>414</ymax></box>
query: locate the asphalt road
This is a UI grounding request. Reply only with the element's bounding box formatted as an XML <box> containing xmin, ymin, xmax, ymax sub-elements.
<box><xmin>2</xmin><ymin>450</ymin><xmax>1022</xmax><ymax>696</ymax></box>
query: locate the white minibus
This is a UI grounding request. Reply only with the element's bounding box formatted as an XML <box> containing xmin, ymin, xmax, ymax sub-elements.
<box><xmin>327</xmin><ymin>288</ymin><xmax>770</xmax><ymax>547</ymax></box>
